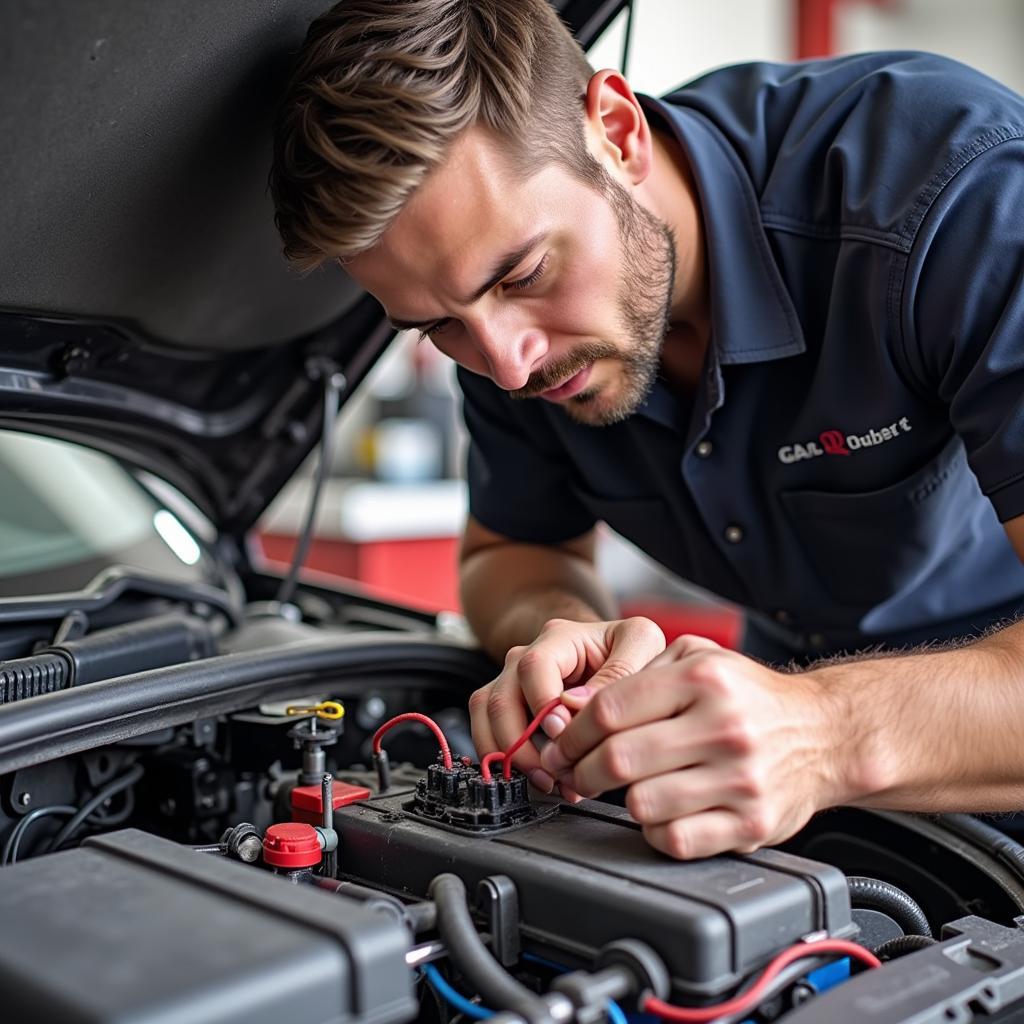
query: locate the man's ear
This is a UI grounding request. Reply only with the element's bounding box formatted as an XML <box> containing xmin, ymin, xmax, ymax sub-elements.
<box><xmin>583</xmin><ymin>70</ymin><xmax>653</xmax><ymax>185</ymax></box>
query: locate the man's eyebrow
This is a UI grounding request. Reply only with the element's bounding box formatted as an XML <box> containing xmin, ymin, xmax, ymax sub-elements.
<box><xmin>465</xmin><ymin>231</ymin><xmax>547</xmax><ymax>303</ymax></box>
<box><xmin>385</xmin><ymin>232</ymin><xmax>548</xmax><ymax>332</ymax></box>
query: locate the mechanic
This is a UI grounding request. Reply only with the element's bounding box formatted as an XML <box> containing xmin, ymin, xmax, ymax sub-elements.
<box><xmin>270</xmin><ymin>0</ymin><xmax>1024</xmax><ymax>860</ymax></box>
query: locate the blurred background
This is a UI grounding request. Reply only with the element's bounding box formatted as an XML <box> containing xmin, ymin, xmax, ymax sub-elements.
<box><xmin>257</xmin><ymin>0</ymin><xmax>1024</xmax><ymax>648</ymax></box>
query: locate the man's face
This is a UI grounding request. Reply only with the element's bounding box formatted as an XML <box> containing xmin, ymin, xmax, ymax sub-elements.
<box><xmin>347</xmin><ymin>127</ymin><xmax>676</xmax><ymax>426</ymax></box>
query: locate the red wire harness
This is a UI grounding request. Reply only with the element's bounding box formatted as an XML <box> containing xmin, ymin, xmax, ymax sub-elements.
<box><xmin>479</xmin><ymin>751</ymin><xmax>506</xmax><ymax>781</ymax></box>
<box><xmin>479</xmin><ymin>697</ymin><xmax>565</xmax><ymax>781</ymax></box>
<box><xmin>641</xmin><ymin>938</ymin><xmax>881</xmax><ymax>1023</ymax></box>
<box><xmin>372</xmin><ymin>713</ymin><xmax>453</xmax><ymax>770</ymax></box>
<box><xmin>373</xmin><ymin>697</ymin><xmax>567</xmax><ymax>781</ymax></box>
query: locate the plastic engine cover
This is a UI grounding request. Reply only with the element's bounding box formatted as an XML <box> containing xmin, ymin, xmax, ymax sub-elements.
<box><xmin>337</xmin><ymin>791</ymin><xmax>856</xmax><ymax>1001</ymax></box>
<box><xmin>0</xmin><ymin>829</ymin><xmax>415</xmax><ymax>1024</ymax></box>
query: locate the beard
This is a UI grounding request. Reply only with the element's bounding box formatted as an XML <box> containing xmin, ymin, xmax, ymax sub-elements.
<box><xmin>510</xmin><ymin>170</ymin><xmax>677</xmax><ymax>426</ymax></box>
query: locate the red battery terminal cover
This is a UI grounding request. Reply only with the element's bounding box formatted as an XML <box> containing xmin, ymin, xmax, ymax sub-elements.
<box><xmin>291</xmin><ymin>780</ymin><xmax>371</xmax><ymax>826</ymax></box>
<box><xmin>262</xmin><ymin>822</ymin><xmax>322</xmax><ymax>869</ymax></box>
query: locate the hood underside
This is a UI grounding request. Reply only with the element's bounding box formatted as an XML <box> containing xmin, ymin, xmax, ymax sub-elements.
<box><xmin>0</xmin><ymin>0</ymin><xmax>624</xmax><ymax>535</ymax></box>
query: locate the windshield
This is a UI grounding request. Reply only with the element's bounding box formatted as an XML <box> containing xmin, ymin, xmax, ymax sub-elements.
<box><xmin>0</xmin><ymin>431</ymin><xmax>214</xmax><ymax>596</ymax></box>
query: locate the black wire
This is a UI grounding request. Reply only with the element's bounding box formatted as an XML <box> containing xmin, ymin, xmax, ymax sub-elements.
<box><xmin>87</xmin><ymin>786</ymin><xmax>136</xmax><ymax>827</ymax></box>
<box><xmin>276</xmin><ymin>368</ymin><xmax>343</xmax><ymax>607</ymax></box>
<box><xmin>46</xmin><ymin>763</ymin><xmax>145</xmax><ymax>852</ymax></box>
<box><xmin>1</xmin><ymin>805</ymin><xmax>76</xmax><ymax>866</ymax></box>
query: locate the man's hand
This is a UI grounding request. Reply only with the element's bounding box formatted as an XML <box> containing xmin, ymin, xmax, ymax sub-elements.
<box><xmin>469</xmin><ymin>617</ymin><xmax>666</xmax><ymax>792</ymax></box>
<box><xmin>539</xmin><ymin>635</ymin><xmax>847</xmax><ymax>858</ymax></box>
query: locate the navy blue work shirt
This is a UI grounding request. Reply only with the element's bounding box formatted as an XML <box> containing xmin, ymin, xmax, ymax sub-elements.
<box><xmin>459</xmin><ymin>52</ymin><xmax>1024</xmax><ymax>659</ymax></box>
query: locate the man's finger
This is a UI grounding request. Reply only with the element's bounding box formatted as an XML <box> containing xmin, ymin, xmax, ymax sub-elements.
<box><xmin>488</xmin><ymin>676</ymin><xmax>542</xmax><ymax>773</ymax></box>
<box><xmin>624</xmin><ymin>767</ymin><xmax>727</xmax><ymax>825</ymax></box>
<box><xmin>562</xmin><ymin>617</ymin><xmax>665</xmax><ymax>708</ymax></box>
<box><xmin>566</xmin><ymin>719</ymin><xmax>717</xmax><ymax>797</ymax></box>
<box><xmin>646</xmin><ymin>633</ymin><xmax>721</xmax><ymax>669</ymax></box>
<box><xmin>516</xmin><ymin>639</ymin><xmax>586</xmax><ymax>736</ymax></box>
<box><xmin>642</xmin><ymin>809</ymin><xmax>746</xmax><ymax>860</ymax></box>
<box><xmin>542</xmin><ymin>663</ymin><xmax>699</xmax><ymax>775</ymax></box>
<box><xmin>469</xmin><ymin>682</ymin><xmax>500</xmax><ymax>757</ymax></box>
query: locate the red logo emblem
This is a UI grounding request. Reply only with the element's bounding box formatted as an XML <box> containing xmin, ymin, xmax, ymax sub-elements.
<box><xmin>819</xmin><ymin>430</ymin><xmax>850</xmax><ymax>456</ymax></box>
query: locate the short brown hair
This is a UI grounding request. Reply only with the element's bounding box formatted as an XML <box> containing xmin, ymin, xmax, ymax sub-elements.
<box><xmin>271</xmin><ymin>0</ymin><xmax>597</xmax><ymax>269</ymax></box>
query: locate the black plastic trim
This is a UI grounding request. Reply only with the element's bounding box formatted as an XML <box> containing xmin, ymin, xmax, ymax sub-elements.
<box><xmin>0</xmin><ymin>634</ymin><xmax>493</xmax><ymax>774</ymax></box>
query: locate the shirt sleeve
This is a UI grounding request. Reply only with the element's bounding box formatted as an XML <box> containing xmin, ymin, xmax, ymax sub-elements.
<box><xmin>901</xmin><ymin>136</ymin><xmax>1024</xmax><ymax>522</ymax></box>
<box><xmin>457</xmin><ymin>367</ymin><xmax>597</xmax><ymax>543</ymax></box>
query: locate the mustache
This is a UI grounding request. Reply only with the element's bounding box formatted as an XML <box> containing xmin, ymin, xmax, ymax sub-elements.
<box><xmin>509</xmin><ymin>342</ymin><xmax>618</xmax><ymax>400</ymax></box>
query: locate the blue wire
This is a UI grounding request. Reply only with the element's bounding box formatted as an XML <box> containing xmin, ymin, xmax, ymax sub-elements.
<box><xmin>423</xmin><ymin>954</ymin><xmax>628</xmax><ymax>1024</ymax></box>
<box><xmin>606</xmin><ymin>1000</ymin><xmax>629</xmax><ymax>1024</ymax></box>
<box><xmin>422</xmin><ymin>963</ymin><xmax>494</xmax><ymax>1020</ymax></box>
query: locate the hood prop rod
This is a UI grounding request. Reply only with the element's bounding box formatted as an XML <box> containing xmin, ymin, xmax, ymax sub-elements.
<box><xmin>275</xmin><ymin>358</ymin><xmax>345</xmax><ymax>608</ymax></box>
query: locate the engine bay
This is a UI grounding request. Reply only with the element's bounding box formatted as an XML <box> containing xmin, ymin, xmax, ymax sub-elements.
<box><xmin>4</xmin><ymin>612</ymin><xmax>1024</xmax><ymax>1024</ymax></box>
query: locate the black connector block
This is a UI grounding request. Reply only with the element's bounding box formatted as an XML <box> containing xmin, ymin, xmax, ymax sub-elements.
<box><xmin>411</xmin><ymin>759</ymin><xmax>539</xmax><ymax>831</ymax></box>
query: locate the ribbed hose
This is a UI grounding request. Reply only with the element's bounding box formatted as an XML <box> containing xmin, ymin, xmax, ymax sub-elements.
<box><xmin>939</xmin><ymin>814</ymin><xmax>1024</xmax><ymax>890</ymax></box>
<box><xmin>0</xmin><ymin>652</ymin><xmax>70</xmax><ymax>704</ymax></box>
<box><xmin>429</xmin><ymin>873</ymin><xmax>549</xmax><ymax>1020</ymax></box>
<box><xmin>874</xmin><ymin>935</ymin><xmax>938</xmax><ymax>960</ymax></box>
<box><xmin>847</xmin><ymin>876</ymin><xmax>932</xmax><ymax>937</ymax></box>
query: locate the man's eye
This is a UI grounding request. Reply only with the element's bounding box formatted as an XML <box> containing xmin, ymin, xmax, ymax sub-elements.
<box><xmin>418</xmin><ymin>318</ymin><xmax>452</xmax><ymax>342</ymax></box>
<box><xmin>506</xmin><ymin>254</ymin><xmax>549</xmax><ymax>291</ymax></box>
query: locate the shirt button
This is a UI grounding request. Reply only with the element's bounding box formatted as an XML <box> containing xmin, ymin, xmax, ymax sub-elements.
<box><xmin>774</xmin><ymin>609</ymin><xmax>793</xmax><ymax>625</ymax></box>
<box><xmin>695</xmin><ymin>439</ymin><xmax>714</xmax><ymax>458</ymax></box>
<box><xmin>808</xmin><ymin>632</ymin><xmax>827</xmax><ymax>649</ymax></box>
<box><xmin>724</xmin><ymin>524</ymin><xmax>744</xmax><ymax>544</ymax></box>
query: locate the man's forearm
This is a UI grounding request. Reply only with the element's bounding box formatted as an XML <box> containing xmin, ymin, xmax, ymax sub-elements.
<box><xmin>460</xmin><ymin>541</ymin><xmax>617</xmax><ymax>660</ymax></box>
<box><xmin>809</xmin><ymin>619</ymin><xmax>1024</xmax><ymax>812</ymax></box>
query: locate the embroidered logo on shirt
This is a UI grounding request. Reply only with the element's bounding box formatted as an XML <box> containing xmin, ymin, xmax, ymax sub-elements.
<box><xmin>778</xmin><ymin>417</ymin><xmax>912</xmax><ymax>464</ymax></box>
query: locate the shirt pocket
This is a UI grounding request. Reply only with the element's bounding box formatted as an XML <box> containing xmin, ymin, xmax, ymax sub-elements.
<box><xmin>779</xmin><ymin>434</ymin><xmax>973</xmax><ymax>609</ymax></box>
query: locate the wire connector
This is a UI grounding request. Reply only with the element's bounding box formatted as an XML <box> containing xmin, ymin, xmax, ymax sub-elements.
<box><xmin>411</xmin><ymin>758</ymin><xmax>536</xmax><ymax>831</ymax></box>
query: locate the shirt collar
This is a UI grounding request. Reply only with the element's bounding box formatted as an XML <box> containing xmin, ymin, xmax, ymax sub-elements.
<box><xmin>639</xmin><ymin>94</ymin><xmax>806</xmax><ymax>366</ymax></box>
<box><xmin>635</xmin><ymin>377</ymin><xmax>684</xmax><ymax>430</ymax></box>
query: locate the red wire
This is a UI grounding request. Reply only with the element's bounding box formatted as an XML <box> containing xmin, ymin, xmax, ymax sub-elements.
<box><xmin>642</xmin><ymin>939</ymin><xmax>881</xmax><ymax>1023</ymax></box>
<box><xmin>479</xmin><ymin>751</ymin><xmax>505</xmax><ymax>781</ymax></box>
<box><xmin>372</xmin><ymin>713</ymin><xmax>453</xmax><ymax>770</ymax></box>
<box><xmin>501</xmin><ymin>696</ymin><xmax>564</xmax><ymax>780</ymax></box>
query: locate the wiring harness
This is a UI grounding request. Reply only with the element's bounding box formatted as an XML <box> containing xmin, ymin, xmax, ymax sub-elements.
<box><xmin>372</xmin><ymin>696</ymin><xmax>563</xmax><ymax>785</ymax></box>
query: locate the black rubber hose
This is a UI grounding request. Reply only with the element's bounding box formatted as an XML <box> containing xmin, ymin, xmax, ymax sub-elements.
<box><xmin>874</xmin><ymin>935</ymin><xmax>938</xmax><ymax>961</ymax></box>
<box><xmin>847</xmin><ymin>876</ymin><xmax>932</xmax><ymax>937</ymax></box>
<box><xmin>938</xmin><ymin>814</ymin><xmax>1024</xmax><ymax>887</ymax></box>
<box><xmin>429</xmin><ymin>873</ymin><xmax>549</xmax><ymax>1020</ymax></box>
<box><xmin>0</xmin><ymin>634</ymin><xmax>493</xmax><ymax>775</ymax></box>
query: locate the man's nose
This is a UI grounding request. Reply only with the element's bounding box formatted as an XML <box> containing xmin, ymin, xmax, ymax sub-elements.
<box><xmin>469</xmin><ymin>318</ymin><xmax>548</xmax><ymax>391</ymax></box>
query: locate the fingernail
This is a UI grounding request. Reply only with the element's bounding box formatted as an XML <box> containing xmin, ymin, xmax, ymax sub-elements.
<box><xmin>528</xmin><ymin>769</ymin><xmax>555</xmax><ymax>793</ymax></box>
<box><xmin>542</xmin><ymin>714</ymin><xmax>566</xmax><ymax>738</ymax></box>
<box><xmin>562</xmin><ymin>685</ymin><xmax>592</xmax><ymax>700</ymax></box>
<box><xmin>558</xmin><ymin>784</ymin><xmax>585</xmax><ymax>804</ymax></box>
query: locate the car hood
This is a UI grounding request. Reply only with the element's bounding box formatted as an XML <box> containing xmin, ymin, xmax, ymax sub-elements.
<box><xmin>0</xmin><ymin>0</ymin><xmax>623</xmax><ymax>538</ymax></box>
